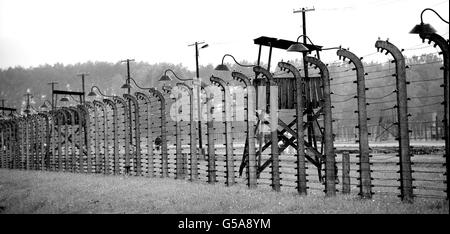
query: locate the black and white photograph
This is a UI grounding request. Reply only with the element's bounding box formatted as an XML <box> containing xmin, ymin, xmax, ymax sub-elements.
<box><xmin>0</xmin><ymin>0</ymin><xmax>448</xmax><ymax>224</ymax></box>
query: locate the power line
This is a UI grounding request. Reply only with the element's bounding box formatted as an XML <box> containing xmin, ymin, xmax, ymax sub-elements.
<box><xmin>408</xmin><ymin>94</ymin><xmax>443</xmax><ymax>100</ymax></box>
<box><xmin>408</xmin><ymin>102</ymin><xmax>443</xmax><ymax>109</ymax></box>
<box><xmin>366</xmin><ymin>83</ymin><xmax>396</xmax><ymax>89</ymax></box>
<box><xmin>366</xmin><ymin>91</ymin><xmax>395</xmax><ymax>100</ymax></box>
<box><xmin>408</xmin><ymin>77</ymin><xmax>443</xmax><ymax>83</ymax></box>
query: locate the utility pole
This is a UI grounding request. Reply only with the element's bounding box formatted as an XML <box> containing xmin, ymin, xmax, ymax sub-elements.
<box><xmin>121</xmin><ymin>59</ymin><xmax>135</xmax><ymax>147</ymax></box>
<box><xmin>294</xmin><ymin>7</ymin><xmax>327</xmax><ymax>181</ymax></box>
<box><xmin>77</xmin><ymin>73</ymin><xmax>89</xmax><ymax>103</ymax></box>
<box><xmin>293</xmin><ymin>7</ymin><xmax>315</xmax><ymax>81</ymax></box>
<box><xmin>24</xmin><ymin>93</ymin><xmax>33</xmax><ymax>115</ymax></box>
<box><xmin>47</xmin><ymin>82</ymin><xmax>58</xmax><ymax>110</ymax></box>
<box><xmin>188</xmin><ymin>41</ymin><xmax>208</xmax><ymax>156</ymax></box>
<box><xmin>121</xmin><ymin>59</ymin><xmax>135</xmax><ymax>95</ymax></box>
<box><xmin>294</xmin><ymin>7</ymin><xmax>316</xmax><ymax>144</ymax></box>
<box><xmin>188</xmin><ymin>42</ymin><xmax>207</xmax><ymax>78</ymax></box>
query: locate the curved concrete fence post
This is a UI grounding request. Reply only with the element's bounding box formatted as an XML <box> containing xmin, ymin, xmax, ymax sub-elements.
<box><xmin>199</xmin><ymin>81</ymin><xmax>216</xmax><ymax>184</ymax></box>
<box><xmin>149</xmin><ymin>88</ymin><xmax>168</xmax><ymax>178</ymax></box>
<box><xmin>31</xmin><ymin>115</ymin><xmax>39</xmax><ymax>170</ymax></box>
<box><xmin>0</xmin><ymin>121</ymin><xmax>4</xmax><ymax>168</ymax></box>
<box><xmin>375</xmin><ymin>39</ymin><xmax>412</xmax><ymax>202</ymax></box>
<box><xmin>68</xmin><ymin>107</ymin><xmax>83</xmax><ymax>173</ymax></box>
<box><xmin>135</xmin><ymin>92</ymin><xmax>154</xmax><ymax>177</ymax></box>
<box><xmin>103</xmin><ymin>99</ymin><xmax>120</xmax><ymax>175</ymax></box>
<box><xmin>253</xmin><ymin>66</ymin><xmax>280</xmax><ymax>192</ymax></box>
<box><xmin>210</xmin><ymin>76</ymin><xmax>235</xmax><ymax>186</ymax></box>
<box><xmin>86</xmin><ymin>101</ymin><xmax>101</xmax><ymax>173</ymax></box>
<box><xmin>113</xmin><ymin>96</ymin><xmax>131</xmax><ymax>175</ymax></box>
<box><xmin>419</xmin><ymin>33</ymin><xmax>449</xmax><ymax>201</ymax></box>
<box><xmin>62</xmin><ymin>108</ymin><xmax>76</xmax><ymax>172</ymax></box>
<box><xmin>124</xmin><ymin>93</ymin><xmax>142</xmax><ymax>176</ymax></box>
<box><xmin>60</xmin><ymin>109</ymin><xmax>71</xmax><ymax>172</ymax></box>
<box><xmin>337</xmin><ymin>48</ymin><xmax>372</xmax><ymax>199</ymax></box>
<box><xmin>278</xmin><ymin>61</ymin><xmax>308</xmax><ymax>195</ymax></box>
<box><xmin>38</xmin><ymin>112</ymin><xmax>51</xmax><ymax>171</ymax></box>
<box><xmin>175</xmin><ymin>82</ymin><xmax>198</xmax><ymax>181</ymax></box>
<box><xmin>77</xmin><ymin>105</ymin><xmax>92</xmax><ymax>173</ymax></box>
<box><xmin>304</xmin><ymin>56</ymin><xmax>336</xmax><ymax>197</ymax></box>
<box><xmin>93</xmin><ymin>100</ymin><xmax>109</xmax><ymax>174</ymax></box>
<box><xmin>231</xmin><ymin>71</ymin><xmax>257</xmax><ymax>189</ymax></box>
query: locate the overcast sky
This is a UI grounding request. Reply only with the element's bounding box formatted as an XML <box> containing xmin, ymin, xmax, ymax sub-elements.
<box><xmin>0</xmin><ymin>0</ymin><xmax>448</xmax><ymax>71</ymax></box>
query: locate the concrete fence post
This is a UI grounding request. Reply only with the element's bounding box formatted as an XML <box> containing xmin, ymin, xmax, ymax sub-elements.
<box><xmin>210</xmin><ymin>76</ymin><xmax>235</xmax><ymax>186</ymax></box>
<box><xmin>376</xmin><ymin>39</ymin><xmax>413</xmax><ymax>202</ymax></box>
<box><xmin>337</xmin><ymin>48</ymin><xmax>372</xmax><ymax>198</ymax></box>
<box><xmin>304</xmin><ymin>56</ymin><xmax>336</xmax><ymax>197</ymax></box>
<box><xmin>232</xmin><ymin>71</ymin><xmax>257</xmax><ymax>189</ymax></box>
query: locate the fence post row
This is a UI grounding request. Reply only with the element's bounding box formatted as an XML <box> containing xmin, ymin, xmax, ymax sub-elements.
<box><xmin>375</xmin><ymin>39</ymin><xmax>413</xmax><ymax>203</ymax></box>
<box><xmin>337</xmin><ymin>48</ymin><xmax>373</xmax><ymax>199</ymax></box>
<box><xmin>0</xmin><ymin>36</ymin><xmax>446</xmax><ymax>202</ymax></box>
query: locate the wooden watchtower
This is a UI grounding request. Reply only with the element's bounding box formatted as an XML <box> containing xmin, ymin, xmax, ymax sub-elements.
<box><xmin>239</xmin><ymin>36</ymin><xmax>333</xmax><ymax>190</ymax></box>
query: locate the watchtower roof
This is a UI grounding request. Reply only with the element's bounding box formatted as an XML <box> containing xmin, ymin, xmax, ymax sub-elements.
<box><xmin>253</xmin><ymin>36</ymin><xmax>323</xmax><ymax>51</ymax></box>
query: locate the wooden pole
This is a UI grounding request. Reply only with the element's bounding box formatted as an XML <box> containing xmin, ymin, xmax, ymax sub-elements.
<box><xmin>342</xmin><ymin>151</ymin><xmax>350</xmax><ymax>194</ymax></box>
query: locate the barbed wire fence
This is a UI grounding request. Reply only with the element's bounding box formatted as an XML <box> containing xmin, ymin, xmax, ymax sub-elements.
<box><xmin>0</xmin><ymin>39</ymin><xmax>447</xmax><ymax>203</ymax></box>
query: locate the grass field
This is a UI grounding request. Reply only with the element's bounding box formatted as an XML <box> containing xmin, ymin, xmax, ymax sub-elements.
<box><xmin>0</xmin><ymin>169</ymin><xmax>448</xmax><ymax>214</ymax></box>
